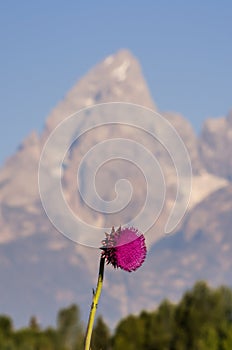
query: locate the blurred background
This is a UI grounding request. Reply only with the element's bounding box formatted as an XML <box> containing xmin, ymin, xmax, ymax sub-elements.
<box><xmin>0</xmin><ymin>1</ymin><xmax>232</xmax><ymax>349</ymax></box>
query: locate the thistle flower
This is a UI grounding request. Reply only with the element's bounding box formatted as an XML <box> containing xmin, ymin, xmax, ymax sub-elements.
<box><xmin>84</xmin><ymin>226</ymin><xmax>146</xmax><ymax>349</ymax></box>
<box><xmin>101</xmin><ymin>226</ymin><xmax>147</xmax><ymax>272</ymax></box>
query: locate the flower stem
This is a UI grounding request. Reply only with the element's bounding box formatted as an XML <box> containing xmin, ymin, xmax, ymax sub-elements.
<box><xmin>84</xmin><ymin>256</ymin><xmax>105</xmax><ymax>350</ymax></box>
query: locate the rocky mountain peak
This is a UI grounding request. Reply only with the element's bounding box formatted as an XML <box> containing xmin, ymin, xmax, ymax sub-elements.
<box><xmin>199</xmin><ymin>110</ymin><xmax>232</xmax><ymax>180</ymax></box>
<box><xmin>44</xmin><ymin>49</ymin><xmax>156</xmax><ymax>135</ymax></box>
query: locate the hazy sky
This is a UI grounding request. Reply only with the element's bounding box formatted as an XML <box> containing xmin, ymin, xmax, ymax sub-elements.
<box><xmin>0</xmin><ymin>1</ymin><xmax>231</xmax><ymax>165</ymax></box>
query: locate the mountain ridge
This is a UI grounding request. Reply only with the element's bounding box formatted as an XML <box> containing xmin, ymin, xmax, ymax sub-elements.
<box><xmin>0</xmin><ymin>49</ymin><xmax>231</xmax><ymax>328</ymax></box>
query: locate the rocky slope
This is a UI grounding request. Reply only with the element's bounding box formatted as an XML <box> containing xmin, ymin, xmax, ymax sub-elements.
<box><xmin>198</xmin><ymin>110</ymin><xmax>232</xmax><ymax>180</ymax></box>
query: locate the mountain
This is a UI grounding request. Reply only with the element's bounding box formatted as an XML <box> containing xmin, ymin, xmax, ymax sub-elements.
<box><xmin>0</xmin><ymin>49</ymin><xmax>231</xmax><ymax>329</ymax></box>
<box><xmin>198</xmin><ymin>110</ymin><xmax>232</xmax><ymax>180</ymax></box>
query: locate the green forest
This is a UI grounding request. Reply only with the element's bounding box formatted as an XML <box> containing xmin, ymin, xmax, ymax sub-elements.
<box><xmin>1</xmin><ymin>281</ymin><xmax>232</xmax><ymax>350</ymax></box>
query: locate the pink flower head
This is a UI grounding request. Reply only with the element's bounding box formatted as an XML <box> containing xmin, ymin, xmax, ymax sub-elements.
<box><xmin>100</xmin><ymin>226</ymin><xmax>147</xmax><ymax>272</ymax></box>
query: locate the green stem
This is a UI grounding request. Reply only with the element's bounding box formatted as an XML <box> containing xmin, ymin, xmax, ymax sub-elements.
<box><xmin>84</xmin><ymin>256</ymin><xmax>105</xmax><ymax>350</ymax></box>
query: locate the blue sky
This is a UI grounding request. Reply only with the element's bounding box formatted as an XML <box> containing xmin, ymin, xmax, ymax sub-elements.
<box><xmin>0</xmin><ymin>1</ymin><xmax>231</xmax><ymax>165</ymax></box>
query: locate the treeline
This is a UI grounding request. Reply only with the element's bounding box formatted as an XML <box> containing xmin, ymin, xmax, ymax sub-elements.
<box><xmin>0</xmin><ymin>281</ymin><xmax>232</xmax><ymax>349</ymax></box>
